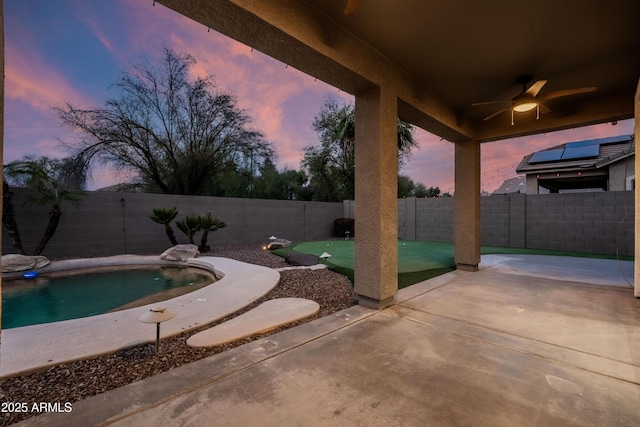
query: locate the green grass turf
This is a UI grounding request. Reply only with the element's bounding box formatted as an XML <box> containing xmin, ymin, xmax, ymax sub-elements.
<box><xmin>273</xmin><ymin>240</ymin><xmax>632</xmax><ymax>289</ymax></box>
<box><xmin>289</xmin><ymin>240</ymin><xmax>455</xmax><ymax>273</ymax></box>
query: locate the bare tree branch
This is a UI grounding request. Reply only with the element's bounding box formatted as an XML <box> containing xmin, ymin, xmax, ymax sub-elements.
<box><xmin>56</xmin><ymin>48</ymin><xmax>276</xmax><ymax>195</ymax></box>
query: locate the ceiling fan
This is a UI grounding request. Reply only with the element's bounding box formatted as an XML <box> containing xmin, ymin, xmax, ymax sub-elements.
<box><xmin>472</xmin><ymin>75</ymin><xmax>597</xmax><ymax>124</ymax></box>
<box><xmin>343</xmin><ymin>0</ymin><xmax>362</xmax><ymax>15</ymax></box>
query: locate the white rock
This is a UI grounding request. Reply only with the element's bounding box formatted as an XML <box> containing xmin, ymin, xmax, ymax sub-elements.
<box><xmin>160</xmin><ymin>244</ymin><xmax>199</xmax><ymax>261</ymax></box>
<box><xmin>1</xmin><ymin>254</ymin><xmax>50</xmax><ymax>273</ymax></box>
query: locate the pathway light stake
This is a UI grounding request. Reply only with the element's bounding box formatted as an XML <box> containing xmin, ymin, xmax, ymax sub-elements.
<box><xmin>345</xmin><ymin>230</ymin><xmax>351</xmax><ymax>240</ymax></box>
<box><xmin>319</xmin><ymin>252</ymin><xmax>332</xmax><ymax>264</ymax></box>
<box><xmin>139</xmin><ymin>306</ymin><xmax>176</xmax><ymax>354</ymax></box>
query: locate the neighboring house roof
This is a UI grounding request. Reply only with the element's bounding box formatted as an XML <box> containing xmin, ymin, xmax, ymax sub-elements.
<box><xmin>94</xmin><ymin>183</ymin><xmax>145</xmax><ymax>192</ymax></box>
<box><xmin>516</xmin><ymin>135</ymin><xmax>635</xmax><ymax>174</ymax></box>
<box><xmin>492</xmin><ymin>176</ymin><xmax>525</xmax><ymax>195</ymax></box>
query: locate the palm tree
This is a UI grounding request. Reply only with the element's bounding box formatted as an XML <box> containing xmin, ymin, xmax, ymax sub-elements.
<box><xmin>337</xmin><ymin>114</ymin><xmax>417</xmax><ymax>166</ymax></box>
<box><xmin>337</xmin><ymin>110</ymin><xmax>355</xmax><ymax>166</ymax></box>
<box><xmin>4</xmin><ymin>156</ymin><xmax>86</xmax><ymax>256</ymax></box>
<box><xmin>176</xmin><ymin>214</ymin><xmax>201</xmax><ymax>245</ymax></box>
<box><xmin>197</xmin><ymin>212</ymin><xmax>226</xmax><ymax>252</ymax></box>
<box><xmin>395</xmin><ymin>118</ymin><xmax>418</xmax><ymax>166</ymax></box>
<box><xmin>2</xmin><ymin>179</ymin><xmax>25</xmax><ymax>254</ymax></box>
<box><xmin>150</xmin><ymin>207</ymin><xmax>179</xmax><ymax>245</ymax></box>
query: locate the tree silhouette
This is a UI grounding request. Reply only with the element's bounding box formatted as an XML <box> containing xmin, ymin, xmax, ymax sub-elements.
<box><xmin>57</xmin><ymin>48</ymin><xmax>275</xmax><ymax>196</ymax></box>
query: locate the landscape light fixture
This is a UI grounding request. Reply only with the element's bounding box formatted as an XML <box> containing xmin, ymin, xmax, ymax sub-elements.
<box><xmin>139</xmin><ymin>306</ymin><xmax>176</xmax><ymax>354</ymax></box>
<box><xmin>319</xmin><ymin>252</ymin><xmax>332</xmax><ymax>264</ymax></box>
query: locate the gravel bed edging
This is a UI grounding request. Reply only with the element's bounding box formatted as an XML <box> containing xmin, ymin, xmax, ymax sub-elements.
<box><xmin>0</xmin><ymin>245</ymin><xmax>357</xmax><ymax>426</ymax></box>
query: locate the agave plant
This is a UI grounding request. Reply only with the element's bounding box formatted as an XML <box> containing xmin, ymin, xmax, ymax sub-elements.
<box><xmin>150</xmin><ymin>207</ymin><xmax>179</xmax><ymax>245</ymax></box>
<box><xmin>198</xmin><ymin>212</ymin><xmax>226</xmax><ymax>252</ymax></box>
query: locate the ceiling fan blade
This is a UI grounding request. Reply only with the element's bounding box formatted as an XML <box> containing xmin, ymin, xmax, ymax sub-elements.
<box><xmin>540</xmin><ymin>87</ymin><xmax>597</xmax><ymax>102</ymax></box>
<box><xmin>471</xmin><ymin>100</ymin><xmax>512</xmax><ymax>107</ymax></box>
<box><xmin>539</xmin><ymin>102</ymin><xmax>551</xmax><ymax>114</ymax></box>
<box><xmin>524</xmin><ymin>80</ymin><xmax>547</xmax><ymax>97</ymax></box>
<box><xmin>343</xmin><ymin>0</ymin><xmax>362</xmax><ymax>15</ymax></box>
<box><xmin>483</xmin><ymin>107</ymin><xmax>511</xmax><ymax>121</ymax></box>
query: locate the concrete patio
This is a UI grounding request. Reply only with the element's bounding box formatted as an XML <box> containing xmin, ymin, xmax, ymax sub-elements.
<box><xmin>16</xmin><ymin>255</ymin><xmax>640</xmax><ymax>426</ymax></box>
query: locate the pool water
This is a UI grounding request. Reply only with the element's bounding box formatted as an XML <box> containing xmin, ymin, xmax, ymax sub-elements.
<box><xmin>2</xmin><ymin>266</ymin><xmax>214</xmax><ymax>329</ymax></box>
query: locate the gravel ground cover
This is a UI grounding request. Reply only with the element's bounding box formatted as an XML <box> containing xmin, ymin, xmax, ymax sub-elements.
<box><xmin>0</xmin><ymin>245</ymin><xmax>357</xmax><ymax>426</ymax></box>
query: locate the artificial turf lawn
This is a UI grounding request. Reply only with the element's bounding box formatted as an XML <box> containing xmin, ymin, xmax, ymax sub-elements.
<box><xmin>291</xmin><ymin>240</ymin><xmax>454</xmax><ymax>273</ymax></box>
<box><xmin>274</xmin><ymin>239</ymin><xmax>632</xmax><ymax>289</ymax></box>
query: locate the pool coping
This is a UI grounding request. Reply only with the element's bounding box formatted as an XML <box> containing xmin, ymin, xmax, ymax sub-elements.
<box><xmin>0</xmin><ymin>255</ymin><xmax>280</xmax><ymax>378</ymax></box>
<box><xmin>2</xmin><ymin>255</ymin><xmax>200</xmax><ymax>278</ymax></box>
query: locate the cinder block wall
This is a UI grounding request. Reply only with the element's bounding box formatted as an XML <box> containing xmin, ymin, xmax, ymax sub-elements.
<box><xmin>393</xmin><ymin>192</ymin><xmax>634</xmax><ymax>255</ymax></box>
<box><xmin>525</xmin><ymin>192</ymin><xmax>634</xmax><ymax>254</ymax></box>
<box><xmin>2</xmin><ymin>190</ymin><xmax>343</xmax><ymax>259</ymax></box>
<box><xmin>481</xmin><ymin>195</ymin><xmax>511</xmax><ymax>247</ymax></box>
<box><xmin>415</xmin><ymin>197</ymin><xmax>454</xmax><ymax>242</ymax></box>
<box><xmin>3</xmin><ymin>190</ymin><xmax>634</xmax><ymax>258</ymax></box>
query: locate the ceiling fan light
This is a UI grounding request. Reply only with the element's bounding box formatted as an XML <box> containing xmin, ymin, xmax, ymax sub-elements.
<box><xmin>513</xmin><ymin>100</ymin><xmax>538</xmax><ymax>112</ymax></box>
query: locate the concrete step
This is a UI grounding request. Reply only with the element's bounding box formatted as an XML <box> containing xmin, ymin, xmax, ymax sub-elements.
<box><xmin>187</xmin><ymin>298</ymin><xmax>320</xmax><ymax>348</ymax></box>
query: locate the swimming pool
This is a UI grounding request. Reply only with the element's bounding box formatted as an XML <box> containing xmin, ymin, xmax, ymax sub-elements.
<box><xmin>2</xmin><ymin>265</ymin><xmax>215</xmax><ymax>329</ymax></box>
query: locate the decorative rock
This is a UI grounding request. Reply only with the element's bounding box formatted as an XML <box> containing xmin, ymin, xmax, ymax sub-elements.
<box><xmin>160</xmin><ymin>244</ymin><xmax>199</xmax><ymax>261</ymax></box>
<box><xmin>267</xmin><ymin>238</ymin><xmax>292</xmax><ymax>250</ymax></box>
<box><xmin>32</xmin><ymin>256</ymin><xmax>50</xmax><ymax>269</ymax></box>
<box><xmin>1</xmin><ymin>254</ymin><xmax>50</xmax><ymax>273</ymax></box>
<box><xmin>285</xmin><ymin>252</ymin><xmax>319</xmax><ymax>266</ymax></box>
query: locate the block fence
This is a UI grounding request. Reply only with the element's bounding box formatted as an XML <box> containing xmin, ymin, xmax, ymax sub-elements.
<box><xmin>3</xmin><ymin>190</ymin><xmax>634</xmax><ymax>259</ymax></box>
<box><xmin>2</xmin><ymin>190</ymin><xmax>343</xmax><ymax>259</ymax></box>
<box><xmin>346</xmin><ymin>191</ymin><xmax>634</xmax><ymax>256</ymax></box>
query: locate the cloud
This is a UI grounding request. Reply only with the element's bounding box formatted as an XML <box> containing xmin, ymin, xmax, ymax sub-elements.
<box><xmin>84</xmin><ymin>17</ymin><xmax>114</xmax><ymax>53</ymax></box>
<box><xmin>5</xmin><ymin>42</ymin><xmax>94</xmax><ymax>111</ymax></box>
<box><xmin>402</xmin><ymin>128</ymin><xmax>455</xmax><ymax>192</ymax></box>
<box><xmin>4</xmin><ymin>16</ymin><xmax>99</xmax><ymax>162</ymax></box>
<box><xmin>6</xmin><ymin>0</ymin><xmax>634</xmax><ymax>196</ymax></box>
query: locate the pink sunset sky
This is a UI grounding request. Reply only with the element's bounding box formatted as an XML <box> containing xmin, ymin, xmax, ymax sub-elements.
<box><xmin>5</xmin><ymin>0</ymin><xmax>634</xmax><ymax>193</ymax></box>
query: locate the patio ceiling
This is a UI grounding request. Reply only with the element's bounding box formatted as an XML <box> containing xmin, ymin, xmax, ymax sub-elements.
<box><xmin>157</xmin><ymin>0</ymin><xmax>640</xmax><ymax>143</ymax></box>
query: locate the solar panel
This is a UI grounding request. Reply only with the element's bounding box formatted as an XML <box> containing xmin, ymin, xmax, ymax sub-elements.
<box><xmin>529</xmin><ymin>149</ymin><xmax>564</xmax><ymax>163</ymax></box>
<box><xmin>561</xmin><ymin>144</ymin><xmax>600</xmax><ymax>160</ymax></box>
<box><xmin>528</xmin><ymin>134</ymin><xmax>631</xmax><ymax>165</ymax></box>
<box><xmin>566</xmin><ymin>135</ymin><xmax>631</xmax><ymax>148</ymax></box>
<box><xmin>595</xmin><ymin>135</ymin><xmax>633</xmax><ymax>145</ymax></box>
<box><xmin>566</xmin><ymin>140</ymin><xmax>602</xmax><ymax>148</ymax></box>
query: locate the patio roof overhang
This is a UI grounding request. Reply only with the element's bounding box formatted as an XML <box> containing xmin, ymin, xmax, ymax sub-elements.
<box><xmin>154</xmin><ymin>0</ymin><xmax>640</xmax><ymax>303</ymax></box>
<box><xmin>156</xmin><ymin>0</ymin><xmax>639</xmax><ymax>143</ymax></box>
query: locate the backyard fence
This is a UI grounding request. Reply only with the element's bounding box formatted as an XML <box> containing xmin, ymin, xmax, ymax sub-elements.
<box><xmin>2</xmin><ymin>190</ymin><xmax>343</xmax><ymax>259</ymax></box>
<box><xmin>346</xmin><ymin>191</ymin><xmax>634</xmax><ymax>256</ymax></box>
<box><xmin>2</xmin><ymin>190</ymin><xmax>634</xmax><ymax>259</ymax></box>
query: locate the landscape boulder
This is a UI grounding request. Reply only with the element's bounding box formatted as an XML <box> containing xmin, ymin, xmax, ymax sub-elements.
<box><xmin>160</xmin><ymin>244</ymin><xmax>199</xmax><ymax>262</ymax></box>
<box><xmin>285</xmin><ymin>252</ymin><xmax>320</xmax><ymax>267</ymax></box>
<box><xmin>267</xmin><ymin>238</ymin><xmax>292</xmax><ymax>250</ymax></box>
<box><xmin>1</xmin><ymin>254</ymin><xmax>50</xmax><ymax>273</ymax></box>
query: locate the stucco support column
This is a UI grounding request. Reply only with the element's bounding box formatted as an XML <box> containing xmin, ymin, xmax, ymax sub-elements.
<box><xmin>454</xmin><ymin>140</ymin><xmax>481</xmax><ymax>271</ymax></box>
<box><xmin>634</xmin><ymin>78</ymin><xmax>640</xmax><ymax>298</ymax></box>
<box><xmin>354</xmin><ymin>85</ymin><xmax>398</xmax><ymax>309</ymax></box>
